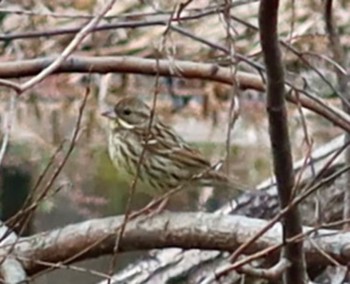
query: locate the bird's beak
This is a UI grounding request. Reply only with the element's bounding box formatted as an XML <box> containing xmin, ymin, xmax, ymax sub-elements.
<box><xmin>101</xmin><ymin>108</ymin><xmax>117</xmax><ymax>119</ymax></box>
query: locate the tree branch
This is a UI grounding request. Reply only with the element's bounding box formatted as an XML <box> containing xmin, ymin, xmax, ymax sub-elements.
<box><xmin>0</xmin><ymin>56</ymin><xmax>350</xmax><ymax>133</ymax></box>
<box><xmin>0</xmin><ymin>223</ymin><xmax>27</xmax><ymax>283</ymax></box>
<box><xmin>259</xmin><ymin>0</ymin><xmax>307</xmax><ymax>283</ymax></box>
<box><xmin>4</xmin><ymin>212</ymin><xmax>350</xmax><ymax>277</ymax></box>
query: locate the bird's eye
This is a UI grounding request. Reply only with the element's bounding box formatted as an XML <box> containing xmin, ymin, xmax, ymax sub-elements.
<box><xmin>123</xmin><ymin>108</ymin><xmax>131</xmax><ymax>115</ymax></box>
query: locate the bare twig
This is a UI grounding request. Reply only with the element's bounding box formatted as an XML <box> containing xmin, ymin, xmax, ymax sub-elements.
<box><xmin>229</xmin><ymin>14</ymin><xmax>347</xmax><ymax>107</ymax></box>
<box><xmin>324</xmin><ymin>0</ymin><xmax>350</xmax><ymax>230</ymax></box>
<box><xmin>202</xmin><ymin>258</ymin><xmax>291</xmax><ymax>284</ymax></box>
<box><xmin>293</xmin><ymin>89</ymin><xmax>320</xmax><ymax>221</ymax></box>
<box><xmin>0</xmin><ymin>3</ymin><xmax>250</xmax><ymax>41</ymax></box>
<box><xmin>302</xmin><ymin>52</ymin><xmax>347</xmax><ymax>75</ymax></box>
<box><xmin>0</xmin><ymin>0</ymin><xmax>118</xmax><ymax>95</ymax></box>
<box><xmin>226</xmin><ymin>163</ymin><xmax>350</xmax><ymax>280</ymax></box>
<box><xmin>15</xmin><ymin>89</ymin><xmax>88</xmax><ymax>222</ymax></box>
<box><xmin>106</xmin><ymin>57</ymin><xmax>161</xmax><ymax>283</ymax></box>
<box><xmin>4</xmin><ymin>140</ymin><xmax>66</xmax><ymax>234</ymax></box>
<box><xmin>98</xmin><ymin>73</ymin><xmax>113</xmax><ymax>111</ymax></box>
<box><xmin>0</xmin><ymin>89</ymin><xmax>89</xmax><ymax>279</ymax></box>
<box><xmin>237</xmin><ymin>258</ymin><xmax>291</xmax><ymax>281</ymax></box>
<box><xmin>308</xmin><ymin>238</ymin><xmax>340</xmax><ymax>267</ymax></box>
<box><xmin>0</xmin><ymin>94</ymin><xmax>16</xmax><ymax>165</ymax></box>
<box><xmin>31</xmin><ymin>90</ymin><xmax>89</xmax><ymax>210</ymax></box>
<box><xmin>21</xmin><ymin>257</ymin><xmax>112</xmax><ymax>281</ymax></box>
<box><xmin>21</xmin><ymin>0</ymin><xmax>118</xmax><ymax>93</ymax></box>
<box><xmin>222</xmin><ymin>0</ymin><xmax>241</xmax><ymax>176</ymax></box>
<box><xmin>0</xmin><ymin>79</ymin><xmax>22</xmax><ymax>93</ymax></box>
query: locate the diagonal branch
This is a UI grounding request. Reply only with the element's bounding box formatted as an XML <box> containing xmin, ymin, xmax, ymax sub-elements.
<box><xmin>1</xmin><ymin>0</ymin><xmax>118</xmax><ymax>95</ymax></box>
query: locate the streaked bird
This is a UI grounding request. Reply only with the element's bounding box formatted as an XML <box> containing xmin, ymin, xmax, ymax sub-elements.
<box><xmin>102</xmin><ymin>97</ymin><xmax>245</xmax><ymax>197</ymax></box>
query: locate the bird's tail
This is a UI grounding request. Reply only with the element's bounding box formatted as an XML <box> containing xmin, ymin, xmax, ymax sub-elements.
<box><xmin>196</xmin><ymin>170</ymin><xmax>252</xmax><ymax>212</ymax></box>
<box><xmin>199</xmin><ymin>170</ymin><xmax>250</xmax><ymax>193</ymax></box>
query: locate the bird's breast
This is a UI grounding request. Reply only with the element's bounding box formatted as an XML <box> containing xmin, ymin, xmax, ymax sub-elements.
<box><xmin>108</xmin><ymin>130</ymin><xmax>143</xmax><ymax>175</ymax></box>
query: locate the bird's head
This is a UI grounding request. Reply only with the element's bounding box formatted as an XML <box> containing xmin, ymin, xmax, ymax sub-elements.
<box><xmin>102</xmin><ymin>97</ymin><xmax>152</xmax><ymax>130</ymax></box>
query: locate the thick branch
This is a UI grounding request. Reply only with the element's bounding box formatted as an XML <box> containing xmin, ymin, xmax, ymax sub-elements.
<box><xmin>0</xmin><ymin>223</ymin><xmax>27</xmax><ymax>283</ymax></box>
<box><xmin>5</xmin><ymin>212</ymin><xmax>350</xmax><ymax>276</ymax></box>
<box><xmin>0</xmin><ymin>56</ymin><xmax>350</xmax><ymax>132</ymax></box>
<box><xmin>259</xmin><ymin>0</ymin><xmax>307</xmax><ymax>283</ymax></box>
<box><xmin>0</xmin><ymin>56</ymin><xmax>261</xmax><ymax>89</ymax></box>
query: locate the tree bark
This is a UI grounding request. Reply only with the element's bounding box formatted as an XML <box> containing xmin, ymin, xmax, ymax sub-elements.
<box><xmin>259</xmin><ymin>0</ymin><xmax>307</xmax><ymax>283</ymax></box>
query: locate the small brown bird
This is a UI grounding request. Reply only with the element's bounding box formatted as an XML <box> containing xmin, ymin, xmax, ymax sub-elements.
<box><xmin>102</xmin><ymin>97</ymin><xmax>245</xmax><ymax>196</ymax></box>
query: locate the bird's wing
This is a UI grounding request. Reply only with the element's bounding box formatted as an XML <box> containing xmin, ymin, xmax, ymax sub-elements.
<box><xmin>136</xmin><ymin>125</ymin><xmax>211</xmax><ymax>170</ymax></box>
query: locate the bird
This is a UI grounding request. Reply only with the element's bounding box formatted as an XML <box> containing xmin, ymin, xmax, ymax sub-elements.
<box><xmin>102</xmin><ymin>96</ymin><xmax>246</xmax><ymax>198</ymax></box>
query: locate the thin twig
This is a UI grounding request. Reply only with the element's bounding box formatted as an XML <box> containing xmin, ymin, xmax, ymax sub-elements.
<box><xmin>30</xmin><ymin>89</ymin><xmax>89</xmax><ymax>210</ymax></box>
<box><xmin>0</xmin><ymin>79</ymin><xmax>21</xmax><ymax>93</ymax></box>
<box><xmin>6</xmin><ymin>0</ymin><xmax>118</xmax><ymax>95</ymax></box>
<box><xmin>229</xmin><ymin>137</ymin><xmax>350</xmax><ymax>265</ymax></box>
<box><xmin>324</xmin><ymin>0</ymin><xmax>350</xmax><ymax>230</ymax></box>
<box><xmin>202</xmin><ymin>258</ymin><xmax>290</xmax><ymax>284</ymax></box>
<box><xmin>222</xmin><ymin>0</ymin><xmax>240</xmax><ymax>177</ymax></box>
<box><xmin>20</xmin><ymin>257</ymin><xmax>112</xmax><ymax>282</ymax></box>
<box><xmin>0</xmin><ymin>89</ymin><xmax>89</xmax><ymax>270</ymax></box>
<box><xmin>293</xmin><ymin>89</ymin><xmax>321</xmax><ymax>222</ymax></box>
<box><xmin>0</xmin><ymin>3</ymin><xmax>255</xmax><ymax>41</ymax></box>
<box><xmin>302</xmin><ymin>52</ymin><xmax>347</xmax><ymax>75</ymax></box>
<box><xmin>2</xmin><ymin>141</ymin><xmax>67</xmax><ymax>242</ymax></box>
<box><xmin>0</xmin><ymin>94</ymin><xmax>16</xmax><ymax>165</ymax></box>
<box><xmin>106</xmin><ymin>56</ymin><xmax>161</xmax><ymax>283</ymax></box>
<box><xmin>229</xmin><ymin>14</ymin><xmax>349</xmax><ymax>107</ymax></box>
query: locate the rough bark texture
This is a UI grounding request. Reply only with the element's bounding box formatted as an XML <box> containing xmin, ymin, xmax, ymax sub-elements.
<box><xmin>6</xmin><ymin>205</ymin><xmax>350</xmax><ymax>275</ymax></box>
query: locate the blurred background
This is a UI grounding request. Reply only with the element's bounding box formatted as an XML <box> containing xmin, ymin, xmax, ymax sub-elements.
<box><xmin>0</xmin><ymin>0</ymin><xmax>348</xmax><ymax>282</ymax></box>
